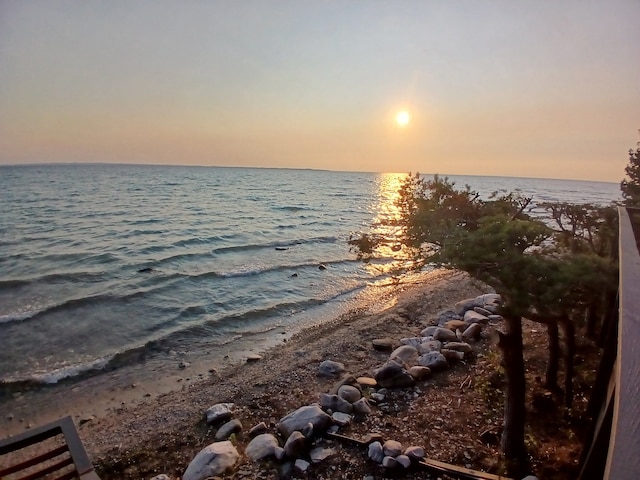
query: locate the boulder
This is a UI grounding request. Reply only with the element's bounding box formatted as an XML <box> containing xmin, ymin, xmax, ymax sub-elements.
<box><xmin>332</xmin><ymin>412</ymin><xmax>353</xmax><ymax>426</ymax></box>
<box><xmin>389</xmin><ymin>345</ymin><xmax>418</xmax><ymax>365</ymax></box>
<box><xmin>404</xmin><ymin>445</ymin><xmax>425</xmax><ymax>460</ymax></box>
<box><xmin>433</xmin><ymin>327</ymin><xmax>457</xmax><ymax>342</ymax></box>
<box><xmin>294</xmin><ymin>459</ymin><xmax>310</xmax><ymax>472</ymax></box>
<box><xmin>319</xmin><ymin>393</ymin><xmax>353</xmax><ymax>413</ymax></box>
<box><xmin>464</xmin><ymin>310</ymin><xmax>489</xmax><ymax>324</ymax></box>
<box><xmin>382</xmin><ymin>456</ymin><xmax>399</xmax><ymax>468</ymax></box>
<box><xmin>374</xmin><ymin>360</ymin><xmax>415</xmax><ymax>389</ymax></box>
<box><xmin>249</xmin><ymin>422</ymin><xmax>268</xmax><ymax>437</ymax></box>
<box><xmin>245</xmin><ymin>434</ymin><xmax>280</xmax><ymax>461</ymax></box>
<box><xmin>383</xmin><ymin>439</ymin><xmax>403</xmax><ymax>457</ymax></box>
<box><xmin>396</xmin><ymin>454</ymin><xmax>412</xmax><ymax>468</ymax></box>
<box><xmin>277</xmin><ymin>405</ymin><xmax>332</xmax><ymax>438</ymax></box>
<box><xmin>368</xmin><ymin>441</ymin><xmax>384</xmax><ymax>463</ymax></box>
<box><xmin>338</xmin><ymin>385</ymin><xmax>361</xmax><ymax>403</ymax></box>
<box><xmin>318</xmin><ymin>360</ymin><xmax>345</xmax><ymax>377</ymax></box>
<box><xmin>462</xmin><ymin>323</ymin><xmax>482</xmax><ymax>341</ymax></box>
<box><xmin>418</xmin><ymin>351</ymin><xmax>448</xmax><ymax>371</ymax></box>
<box><xmin>183</xmin><ymin>441</ymin><xmax>239</xmax><ymax>480</ymax></box>
<box><xmin>352</xmin><ymin>397</ymin><xmax>372</xmax><ymax>414</ymax></box>
<box><xmin>284</xmin><ymin>431</ymin><xmax>307</xmax><ymax>458</ymax></box>
<box><xmin>205</xmin><ymin>403</ymin><xmax>234</xmax><ymax>425</ymax></box>
<box><xmin>418</xmin><ymin>340</ymin><xmax>442</xmax><ymax>354</ymax></box>
<box><xmin>408</xmin><ymin>365</ymin><xmax>431</xmax><ymax>380</ymax></box>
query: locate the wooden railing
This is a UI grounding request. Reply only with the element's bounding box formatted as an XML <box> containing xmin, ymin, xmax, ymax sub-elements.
<box><xmin>578</xmin><ymin>207</ymin><xmax>640</xmax><ymax>479</ymax></box>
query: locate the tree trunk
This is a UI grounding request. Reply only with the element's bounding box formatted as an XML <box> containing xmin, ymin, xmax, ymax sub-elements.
<box><xmin>545</xmin><ymin>320</ymin><xmax>560</xmax><ymax>392</ymax></box>
<box><xmin>498</xmin><ymin>315</ymin><xmax>527</xmax><ymax>476</ymax></box>
<box><xmin>560</xmin><ymin>316</ymin><xmax>575</xmax><ymax>411</ymax></box>
<box><xmin>585</xmin><ymin>297</ymin><xmax>599</xmax><ymax>339</ymax></box>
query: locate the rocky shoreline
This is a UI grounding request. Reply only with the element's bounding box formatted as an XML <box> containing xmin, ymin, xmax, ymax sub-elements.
<box><xmin>4</xmin><ymin>269</ymin><xmax>575</xmax><ymax>479</ymax></box>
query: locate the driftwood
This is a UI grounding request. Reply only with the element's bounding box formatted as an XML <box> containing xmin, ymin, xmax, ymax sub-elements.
<box><xmin>324</xmin><ymin>431</ymin><xmax>513</xmax><ymax>480</ymax></box>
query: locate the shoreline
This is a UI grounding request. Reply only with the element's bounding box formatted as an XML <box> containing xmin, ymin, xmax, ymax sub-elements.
<box><xmin>0</xmin><ymin>269</ymin><xmax>452</xmax><ymax>438</ymax></box>
<box><xmin>2</xmin><ymin>268</ymin><xmax>504</xmax><ymax>479</ymax></box>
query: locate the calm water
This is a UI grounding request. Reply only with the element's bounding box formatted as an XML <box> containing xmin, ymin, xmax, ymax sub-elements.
<box><xmin>0</xmin><ymin>164</ymin><xmax>620</xmax><ymax>389</ymax></box>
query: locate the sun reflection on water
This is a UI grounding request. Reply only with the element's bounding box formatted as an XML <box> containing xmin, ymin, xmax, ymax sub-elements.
<box><xmin>364</xmin><ymin>172</ymin><xmax>414</xmax><ymax>276</ymax></box>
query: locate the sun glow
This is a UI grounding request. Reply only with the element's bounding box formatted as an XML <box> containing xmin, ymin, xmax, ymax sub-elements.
<box><xmin>395</xmin><ymin>110</ymin><xmax>411</xmax><ymax>127</ymax></box>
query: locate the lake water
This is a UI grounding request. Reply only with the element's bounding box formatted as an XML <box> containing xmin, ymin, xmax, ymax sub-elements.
<box><xmin>0</xmin><ymin>164</ymin><xmax>621</xmax><ymax>392</ymax></box>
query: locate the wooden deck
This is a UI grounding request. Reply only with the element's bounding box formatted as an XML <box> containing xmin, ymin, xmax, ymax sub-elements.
<box><xmin>578</xmin><ymin>207</ymin><xmax>640</xmax><ymax>480</ymax></box>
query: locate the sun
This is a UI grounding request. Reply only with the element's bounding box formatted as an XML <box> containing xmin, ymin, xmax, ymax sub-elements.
<box><xmin>395</xmin><ymin>110</ymin><xmax>411</xmax><ymax>127</ymax></box>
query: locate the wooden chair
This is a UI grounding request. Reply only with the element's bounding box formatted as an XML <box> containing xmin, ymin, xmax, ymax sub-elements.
<box><xmin>0</xmin><ymin>416</ymin><xmax>100</xmax><ymax>480</ymax></box>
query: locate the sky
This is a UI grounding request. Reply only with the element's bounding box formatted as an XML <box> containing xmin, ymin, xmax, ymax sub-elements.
<box><xmin>0</xmin><ymin>1</ymin><xmax>638</xmax><ymax>181</ymax></box>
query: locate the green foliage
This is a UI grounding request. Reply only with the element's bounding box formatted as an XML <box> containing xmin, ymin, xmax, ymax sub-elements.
<box><xmin>621</xmin><ymin>141</ymin><xmax>640</xmax><ymax>207</ymax></box>
<box><xmin>350</xmin><ymin>173</ymin><xmax>618</xmax><ymax>318</ymax></box>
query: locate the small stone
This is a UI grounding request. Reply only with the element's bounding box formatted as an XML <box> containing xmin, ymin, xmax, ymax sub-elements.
<box><xmin>363</xmin><ymin>433</ymin><xmax>385</xmax><ymax>444</ymax></box>
<box><xmin>443</xmin><ymin>342</ymin><xmax>472</xmax><ymax>354</ymax></box>
<box><xmin>420</xmin><ymin>326</ymin><xmax>439</xmax><ymax>337</ymax></box>
<box><xmin>433</xmin><ymin>327</ymin><xmax>457</xmax><ymax>342</ymax></box>
<box><xmin>383</xmin><ymin>439</ymin><xmax>403</xmax><ymax>457</ymax></box>
<box><xmin>284</xmin><ymin>431</ymin><xmax>307</xmax><ymax>458</ymax></box>
<box><xmin>337</xmin><ymin>385</ymin><xmax>361</xmax><ymax>403</ymax></box>
<box><xmin>149</xmin><ymin>475</ymin><xmax>171</xmax><ymax>480</ymax></box>
<box><xmin>319</xmin><ymin>393</ymin><xmax>353</xmax><ymax>413</ymax></box>
<box><xmin>294</xmin><ymin>459</ymin><xmax>310</xmax><ymax>472</ymax></box>
<box><xmin>404</xmin><ymin>445</ymin><xmax>425</xmax><ymax>460</ymax></box>
<box><xmin>418</xmin><ymin>351</ymin><xmax>448</xmax><ymax>371</ymax></box>
<box><xmin>318</xmin><ymin>360</ymin><xmax>345</xmax><ymax>377</ymax></box>
<box><xmin>368</xmin><ymin>441</ymin><xmax>384</xmax><ymax>463</ymax></box>
<box><xmin>408</xmin><ymin>365</ymin><xmax>431</xmax><ymax>380</ymax></box>
<box><xmin>382</xmin><ymin>456</ymin><xmax>399</xmax><ymax>468</ymax></box>
<box><xmin>374</xmin><ymin>360</ymin><xmax>415</xmax><ymax>389</ymax></box>
<box><xmin>464</xmin><ymin>310</ymin><xmax>489</xmax><ymax>324</ymax></box>
<box><xmin>474</xmin><ymin>306</ymin><xmax>493</xmax><ymax>317</ymax></box>
<box><xmin>178</xmin><ymin>361</ymin><xmax>190</xmax><ymax>369</ymax></box>
<box><xmin>352</xmin><ymin>398</ymin><xmax>372</xmax><ymax>414</ymax></box>
<box><xmin>356</xmin><ymin>376</ymin><xmax>377</xmax><ymax>387</ymax></box>
<box><xmin>418</xmin><ymin>340</ymin><xmax>442</xmax><ymax>354</ymax></box>
<box><xmin>462</xmin><ymin>323</ymin><xmax>482</xmax><ymax>341</ymax></box>
<box><xmin>183</xmin><ymin>441</ymin><xmax>239</xmax><ymax>480</ymax></box>
<box><xmin>249</xmin><ymin>422</ymin><xmax>268</xmax><ymax>437</ymax></box>
<box><xmin>396</xmin><ymin>454</ymin><xmax>412</xmax><ymax>468</ymax></box>
<box><xmin>277</xmin><ymin>405</ymin><xmax>332</xmax><ymax>438</ymax></box>
<box><xmin>215</xmin><ymin>419</ymin><xmax>243</xmax><ymax>441</ymax></box>
<box><xmin>441</xmin><ymin>348</ymin><xmax>465</xmax><ymax>362</ymax></box>
<box><xmin>331</xmin><ymin>411</ymin><xmax>353</xmax><ymax>426</ymax></box>
<box><xmin>246</xmin><ymin>354</ymin><xmax>262</xmax><ymax>362</ymax></box>
<box><xmin>205</xmin><ymin>403</ymin><xmax>234</xmax><ymax>425</ymax></box>
<box><xmin>444</xmin><ymin>319</ymin><xmax>467</xmax><ymax>331</ymax></box>
<box><xmin>245</xmin><ymin>434</ymin><xmax>280</xmax><ymax>461</ymax></box>
<box><xmin>309</xmin><ymin>446</ymin><xmax>335</xmax><ymax>463</ymax></box>
<box><xmin>389</xmin><ymin>345</ymin><xmax>418</xmax><ymax>365</ymax></box>
<box><xmin>372</xmin><ymin>338</ymin><xmax>394</xmax><ymax>351</ymax></box>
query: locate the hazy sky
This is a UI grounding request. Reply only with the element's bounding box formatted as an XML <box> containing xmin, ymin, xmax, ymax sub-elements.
<box><xmin>1</xmin><ymin>1</ymin><xmax>638</xmax><ymax>181</ymax></box>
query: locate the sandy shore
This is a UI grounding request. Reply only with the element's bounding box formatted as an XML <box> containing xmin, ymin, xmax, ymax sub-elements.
<box><xmin>2</xmin><ymin>269</ymin><xmax>498</xmax><ymax>478</ymax></box>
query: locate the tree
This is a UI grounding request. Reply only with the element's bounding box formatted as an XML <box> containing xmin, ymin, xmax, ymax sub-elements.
<box><xmin>621</xmin><ymin>135</ymin><xmax>640</xmax><ymax>206</ymax></box>
<box><xmin>350</xmin><ymin>174</ymin><xmax>618</xmax><ymax>476</ymax></box>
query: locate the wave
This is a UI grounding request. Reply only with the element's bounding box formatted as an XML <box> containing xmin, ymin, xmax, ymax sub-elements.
<box><xmin>0</xmin><ymin>271</ymin><xmax>108</xmax><ymax>290</ymax></box>
<box><xmin>0</xmin><ymin>341</ymin><xmax>163</xmax><ymax>393</ymax></box>
<box><xmin>0</xmin><ymin>310</ymin><xmax>43</xmax><ymax>324</ymax></box>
